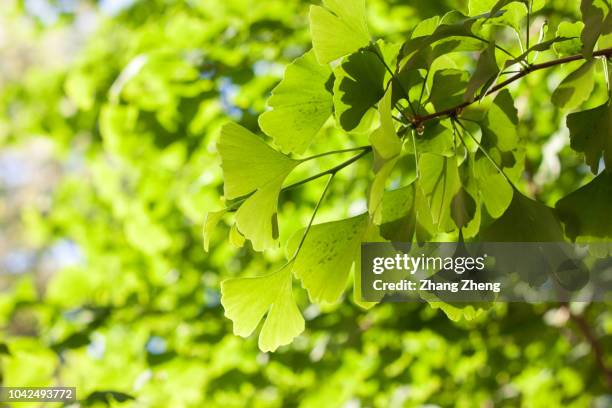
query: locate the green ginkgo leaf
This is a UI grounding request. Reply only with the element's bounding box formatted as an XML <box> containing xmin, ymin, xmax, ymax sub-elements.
<box><xmin>464</xmin><ymin>41</ymin><xmax>499</xmax><ymax>101</ymax></box>
<box><xmin>333</xmin><ymin>42</ymin><xmax>394</xmax><ymax>131</ymax></box>
<box><xmin>468</xmin><ymin>0</ymin><xmax>504</xmax><ymax>15</ymax></box>
<box><xmin>411</xmin><ymin>16</ymin><xmax>440</xmax><ymax>38</ymax></box>
<box><xmin>369</xmin><ymin>87</ymin><xmax>401</xmax><ymax>160</ymax></box>
<box><xmin>580</xmin><ymin>0</ymin><xmax>611</xmax><ymax>58</ymax></box>
<box><xmin>229</xmin><ymin>223</ymin><xmax>246</xmax><ymax>248</ymax></box>
<box><xmin>218</xmin><ymin>122</ymin><xmax>298</xmax><ymax>200</ymax></box>
<box><xmin>551</xmin><ymin>60</ymin><xmax>596</xmax><ymax>110</ymax></box>
<box><xmin>427</xmin><ymin>298</ymin><xmax>488</xmax><ymax>321</ymax></box>
<box><xmin>472</xmin><ymin>153</ymin><xmax>513</xmax><ymax>218</ymax></box>
<box><xmin>556</xmin><ymin>171</ymin><xmax>612</xmax><ymax>240</ymax></box>
<box><xmin>221</xmin><ymin>266</ymin><xmax>304</xmax><ymax>352</ymax></box>
<box><xmin>554</xmin><ymin>22</ymin><xmax>584</xmax><ymax>57</ymax></box>
<box><xmin>469</xmin><ymin>0</ymin><xmax>544</xmax><ymax>16</ymax></box>
<box><xmin>218</xmin><ymin>122</ymin><xmax>299</xmax><ymax>250</ymax></box>
<box><xmin>287</xmin><ymin>214</ymin><xmax>369</xmax><ymax>304</ymax></box>
<box><xmin>203</xmin><ymin>210</ymin><xmax>227</xmax><ymax>252</ymax></box>
<box><xmin>235</xmin><ymin>173</ymin><xmax>285</xmax><ymax>251</ymax></box>
<box><xmin>481</xmin><ymin>89</ymin><xmax>518</xmax><ymax>152</ymax></box>
<box><xmin>451</xmin><ymin>187</ymin><xmax>477</xmax><ymax>229</ymax></box>
<box><xmin>429</xmin><ymin>69</ymin><xmax>470</xmax><ymax>111</ymax></box>
<box><xmin>373</xmin><ymin>184</ymin><xmax>418</xmax><ymax>242</ymax></box>
<box><xmin>418</xmin><ymin>153</ymin><xmax>461</xmax><ymax>232</ymax></box>
<box><xmin>259</xmin><ymin>50</ymin><xmax>333</xmax><ymax>155</ymax></box>
<box><xmin>482</xmin><ymin>189</ymin><xmax>565</xmax><ymax>241</ymax></box>
<box><xmin>401</xmin><ymin>11</ymin><xmax>485</xmax><ymax>67</ymax></box>
<box><xmin>309</xmin><ymin>0</ymin><xmax>370</xmax><ymax>64</ymax></box>
<box><xmin>567</xmin><ymin>101</ymin><xmax>611</xmax><ymax>173</ymax></box>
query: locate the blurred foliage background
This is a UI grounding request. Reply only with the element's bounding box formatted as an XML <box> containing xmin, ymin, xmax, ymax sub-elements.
<box><xmin>0</xmin><ymin>0</ymin><xmax>610</xmax><ymax>406</ymax></box>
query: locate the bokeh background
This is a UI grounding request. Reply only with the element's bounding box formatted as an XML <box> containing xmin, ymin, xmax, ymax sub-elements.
<box><xmin>0</xmin><ymin>0</ymin><xmax>610</xmax><ymax>406</ymax></box>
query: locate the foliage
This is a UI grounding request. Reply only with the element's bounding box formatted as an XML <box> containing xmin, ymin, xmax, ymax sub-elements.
<box><xmin>212</xmin><ymin>0</ymin><xmax>612</xmax><ymax>353</ymax></box>
<box><xmin>0</xmin><ymin>0</ymin><xmax>611</xmax><ymax>406</ymax></box>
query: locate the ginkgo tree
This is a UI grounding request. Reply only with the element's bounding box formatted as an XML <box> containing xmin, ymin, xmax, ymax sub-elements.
<box><xmin>205</xmin><ymin>0</ymin><xmax>612</xmax><ymax>352</ymax></box>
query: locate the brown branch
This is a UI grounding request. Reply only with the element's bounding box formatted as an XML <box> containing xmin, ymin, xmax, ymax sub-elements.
<box><xmin>412</xmin><ymin>47</ymin><xmax>612</xmax><ymax>127</ymax></box>
<box><xmin>564</xmin><ymin>305</ymin><xmax>612</xmax><ymax>389</ymax></box>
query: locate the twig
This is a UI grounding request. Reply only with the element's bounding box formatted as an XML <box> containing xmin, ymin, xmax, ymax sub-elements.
<box><xmin>567</xmin><ymin>307</ymin><xmax>612</xmax><ymax>389</ymax></box>
<box><xmin>412</xmin><ymin>47</ymin><xmax>612</xmax><ymax>127</ymax></box>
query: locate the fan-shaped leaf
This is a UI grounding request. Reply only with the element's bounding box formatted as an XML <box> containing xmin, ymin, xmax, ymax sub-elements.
<box><xmin>567</xmin><ymin>101</ymin><xmax>611</xmax><ymax>173</ymax></box>
<box><xmin>465</xmin><ymin>41</ymin><xmax>499</xmax><ymax>101</ymax></box>
<box><xmin>481</xmin><ymin>89</ymin><xmax>518</xmax><ymax>152</ymax></box>
<box><xmin>482</xmin><ymin>189</ymin><xmax>565</xmax><ymax>241</ymax></box>
<box><xmin>309</xmin><ymin>0</ymin><xmax>370</xmax><ymax>64</ymax></box>
<box><xmin>218</xmin><ymin>122</ymin><xmax>298</xmax><ymax>200</ymax></box>
<box><xmin>235</xmin><ymin>173</ymin><xmax>285</xmax><ymax>251</ymax></box>
<box><xmin>221</xmin><ymin>266</ymin><xmax>304</xmax><ymax>352</ymax></box>
<box><xmin>556</xmin><ymin>171</ymin><xmax>612</xmax><ymax>240</ymax></box>
<box><xmin>551</xmin><ymin>60</ymin><xmax>596</xmax><ymax>110</ymax></box>
<box><xmin>333</xmin><ymin>42</ymin><xmax>396</xmax><ymax>131</ymax></box>
<box><xmin>259</xmin><ymin>50</ymin><xmax>333</xmax><ymax>155</ymax></box>
<box><xmin>287</xmin><ymin>214</ymin><xmax>369</xmax><ymax>304</ymax></box>
<box><xmin>418</xmin><ymin>153</ymin><xmax>461</xmax><ymax>232</ymax></box>
<box><xmin>554</xmin><ymin>22</ymin><xmax>584</xmax><ymax>57</ymax></box>
<box><xmin>369</xmin><ymin>88</ymin><xmax>401</xmax><ymax>160</ymax></box>
<box><xmin>580</xmin><ymin>0</ymin><xmax>611</xmax><ymax>58</ymax></box>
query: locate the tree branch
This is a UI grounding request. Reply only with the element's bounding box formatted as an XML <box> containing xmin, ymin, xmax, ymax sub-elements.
<box><xmin>566</xmin><ymin>307</ymin><xmax>612</xmax><ymax>389</ymax></box>
<box><xmin>412</xmin><ymin>47</ymin><xmax>612</xmax><ymax>127</ymax></box>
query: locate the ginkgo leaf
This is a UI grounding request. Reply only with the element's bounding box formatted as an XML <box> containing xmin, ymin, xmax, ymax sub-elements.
<box><xmin>481</xmin><ymin>89</ymin><xmax>518</xmax><ymax>151</ymax></box>
<box><xmin>259</xmin><ymin>50</ymin><xmax>333</xmax><ymax>155</ymax></box>
<box><xmin>353</xmin><ymin>222</ymin><xmax>385</xmax><ymax>309</ymax></box>
<box><xmin>258</xmin><ymin>274</ymin><xmax>305</xmax><ymax>352</ymax></box>
<box><xmin>477</xmin><ymin>2</ymin><xmax>528</xmax><ymax>34</ymax></box>
<box><xmin>465</xmin><ymin>41</ymin><xmax>499</xmax><ymax>101</ymax></box>
<box><xmin>353</xmin><ymin>257</ymin><xmax>378</xmax><ymax>309</ymax></box>
<box><xmin>369</xmin><ymin>156</ymin><xmax>399</xmax><ymax>216</ymax></box>
<box><xmin>472</xmin><ymin>153</ymin><xmax>513</xmax><ymax>218</ymax></box>
<box><xmin>229</xmin><ymin>223</ymin><xmax>245</xmax><ymax>248</ymax></box>
<box><xmin>401</xmin><ymin>11</ymin><xmax>485</xmax><ymax>66</ymax></box>
<box><xmin>551</xmin><ymin>60</ymin><xmax>596</xmax><ymax>110</ymax></box>
<box><xmin>333</xmin><ymin>42</ymin><xmax>395</xmax><ymax>131</ymax></box>
<box><xmin>373</xmin><ymin>184</ymin><xmax>418</xmax><ymax>242</ymax></box>
<box><xmin>309</xmin><ymin>0</ymin><xmax>370</xmax><ymax>64</ymax></box>
<box><xmin>218</xmin><ymin>122</ymin><xmax>298</xmax><ymax>200</ymax></box>
<box><xmin>556</xmin><ymin>171</ymin><xmax>612</xmax><ymax>240</ymax></box>
<box><xmin>203</xmin><ymin>210</ymin><xmax>226</xmax><ymax>252</ymax></box>
<box><xmin>429</xmin><ymin>69</ymin><xmax>470</xmax><ymax>111</ymax></box>
<box><xmin>411</xmin><ymin>16</ymin><xmax>440</xmax><ymax>38</ymax></box>
<box><xmin>468</xmin><ymin>0</ymin><xmax>504</xmax><ymax>15</ymax></box>
<box><xmin>369</xmin><ymin>87</ymin><xmax>401</xmax><ymax>160</ymax></box>
<box><xmin>426</xmin><ymin>296</ymin><xmax>488</xmax><ymax>321</ymax></box>
<box><xmin>481</xmin><ymin>189</ymin><xmax>565</xmax><ymax>241</ymax></box>
<box><xmin>235</xmin><ymin>173</ymin><xmax>285</xmax><ymax>251</ymax></box>
<box><xmin>220</xmin><ymin>266</ymin><xmax>304</xmax><ymax>352</ymax></box>
<box><xmin>219</xmin><ymin>122</ymin><xmax>299</xmax><ymax>250</ymax></box>
<box><xmin>287</xmin><ymin>214</ymin><xmax>369</xmax><ymax>304</ymax></box>
<box><xmin>567</xmin><ymin>101</ymin><xmax>611</xmax><ymax>173</ymax></box>
<box><xmin>580</xmin><ymin>0</ymin><xmax>611</xmax><ymax>58</ymax></box>
<box><xmin>469</xmin><ymin>0</ymin><xmax>544</xmax><ymax>16</ymax></box>
<box><xmin>418</xmin><ymin>153</ymin><xmax>461</xmax><ymax>232</ymax></box>
<box><xmin>451</xmin><ymin>187</ymin><xmax>477</xmax><ymax>229</ymax></box>
<box><xmin>554</xmin><ymin>22</ymin><xmax>584</xmax><ymax>57</ymax></box>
